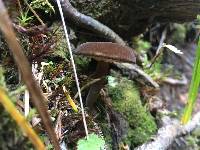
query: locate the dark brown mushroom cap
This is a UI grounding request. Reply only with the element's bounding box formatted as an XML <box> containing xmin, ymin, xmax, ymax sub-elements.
<box><xmin>74</xmin><ymin>42</ymin><xmax>136</xmax><ymax>63</ymax></box>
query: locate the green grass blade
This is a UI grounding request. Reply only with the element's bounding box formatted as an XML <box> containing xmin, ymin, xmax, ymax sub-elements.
<box><xmin>181</xmin><ymin>37</ymin><xmax>200</xmax><ymax>124</ymax></box>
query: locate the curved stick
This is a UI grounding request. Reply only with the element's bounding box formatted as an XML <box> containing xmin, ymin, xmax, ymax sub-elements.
<box><xmin>54</xmin><ymin>0</ymin><xmax>126</xmax><ymax>46</ymax></box>
<box><xmin>135</xmin><ymin>110</ymin><xmax>200</xmax><ymax>150</ymax></box>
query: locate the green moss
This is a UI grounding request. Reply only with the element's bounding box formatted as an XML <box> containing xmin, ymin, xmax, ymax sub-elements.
<box><xmin>170</xmin><ymin>23</ymin><xmax>187</xmax><ymax>44</ymax></box>
<box><xmin>70</xmin><ymin>0</ymin><xmax>119</xmax><ymax>19</ymax></box>
<box><xmin>30</xmin><ymin>0</ymin><xmax>55</xmax><ymax>14</ymax></box>
<box><xmin>107</xmin><ymin>76</ymin><xmax>157</xmax><ymax>147</ymax></box>
<box><xmin>74</xmin><ymin>56</ymin><xmax>91</xmax><ymax>71</ymax></box>
<box><xmin>50</xmin><ymin>22</ymin><xmax>90</xmax><ymax>71</ymax></box>
<box><xmin>50</xmin><ymin>22</ymin><xmax>69</xmax><ymax>60</ymax></box>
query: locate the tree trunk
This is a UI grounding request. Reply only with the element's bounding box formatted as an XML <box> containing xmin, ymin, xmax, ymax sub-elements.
<box><xmin>70</xmin><ymin>0</ymin><xmax>200</xmax><ymax>38</ymax></box>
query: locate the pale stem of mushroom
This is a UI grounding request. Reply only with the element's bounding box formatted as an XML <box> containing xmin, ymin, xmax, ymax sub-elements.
<box><xmin>86</xmin><ymin>61</ymin><xmax>110</xmax><ymax>109</ymax></box>
<box><xmin>55</xmin><ymin>0</ymin><xmax>89</xmax><ymax>138</ymax></box>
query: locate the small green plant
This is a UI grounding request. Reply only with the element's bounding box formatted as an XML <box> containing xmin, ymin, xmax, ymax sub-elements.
<box><xmin>30</xmin><ymin>0</ymin><xmax>55</xmax><ymax>14</ymax></box>
<box><xmin>181</xmin><ymin>36</ymin><xmax>200</xmax><ymax>124</ymax></box>
<box><xmin>142</xmin><ymin>54</ymin><xmax>163</xmax><ymax>80</ymax></box>
<box><xmin>196</xmin><ymin>15</ymin><xmax>200</xmax><ymax>29</ymax></box>
<box><xmin>170</xmin><ymin>23</ymin><xmax>187</xmax><ymax>44</ymax></box>
<box><xmin>132</xmin><ymin>37</ymin><xmax>165</xmax><ymax>80</ymax></box>
<box><xmin>77</xmin><ymin>133</ymin><xmax>105</xmax><ymax>150</ymax></box>
<box><xmin>17</xmin><ymin>10</ymin><xmax>33</xmax><ymax>26</ymax></box>
<box><xmin>185</xmin><ymin>127</ymin><xmax>200</xmax><ymax>149</ymax></box>
<box><xmin>133</xmin><ymin>37</ymin><xmax>151</xmax><ymax>53</ymax></box>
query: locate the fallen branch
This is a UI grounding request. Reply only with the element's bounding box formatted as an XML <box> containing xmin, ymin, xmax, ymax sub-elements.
<box><xmin>53</xmin><ymin>0</ymin><xmax>126</xmax><ymax>46</ymax></box>
<box><xmin>115</xmin><ymin>62</ymin><xmax>159</xmax><ymax>88</ymax></box>
<box><xmin>135</xmin><ymin>110</ymin><xmax>200</xmax><ymax>150</ymax></box>
<box><xmin>13</xmin><ymin>23</ymin><xmax>48</xmax><ymax>36</ymax></box>
<box><xmin>163</xmin><ymin>75</ymin><xmax>188</xmax><ymax>85</ymax></box>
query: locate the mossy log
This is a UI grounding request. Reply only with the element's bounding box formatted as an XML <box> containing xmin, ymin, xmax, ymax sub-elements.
<box><xmin>69</xmin><ymin>0</ymin><xmax>200</xmax><ymax>38</ymax></box>
<box><xmin>107</xmin><ymin>76</ymin><xmax>157</xmax><ymax>148</ymax></box>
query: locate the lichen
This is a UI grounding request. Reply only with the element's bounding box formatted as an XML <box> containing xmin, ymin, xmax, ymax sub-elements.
<box><xmin>107</xmin><ymin>76</ymin><xmax>157</xmax><ymax>147</ymax></box>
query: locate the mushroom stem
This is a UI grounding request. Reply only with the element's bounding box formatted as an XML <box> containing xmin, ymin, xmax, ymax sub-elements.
<box><xmin>86</xmin><ymin>61</ymin><xmax>109</xmax><ymax>109</ymax></box>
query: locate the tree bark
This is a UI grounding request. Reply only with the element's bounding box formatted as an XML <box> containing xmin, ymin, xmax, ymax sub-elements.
<box><xmin>70</xmin><ymin>0</ymin><xmax>200</xmax><ymax>38</ymax></box>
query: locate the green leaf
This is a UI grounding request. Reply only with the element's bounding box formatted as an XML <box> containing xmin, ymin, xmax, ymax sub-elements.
<box><xmin>77</xmin><ymin>134</ymin><xmax>105</xmax><ymax>150</ymax></box>
<box><xmin>17</xmin><ymin>10</ymin><xmax>33</xmax><ymax>26</ymax></box>
<box><xmin>181</xmin><ymin>36</ymin><xmax>200</xmax><ymax>124</ymax></box>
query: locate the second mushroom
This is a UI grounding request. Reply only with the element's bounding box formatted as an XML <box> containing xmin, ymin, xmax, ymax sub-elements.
<box><xmin>74</xmin><ymin>42</ymin><xmax>136</xmax><ymax>110</ymax></box>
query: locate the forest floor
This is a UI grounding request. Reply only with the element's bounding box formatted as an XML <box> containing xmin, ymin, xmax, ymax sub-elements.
<box><xmin>0</xmin><ymin>1</ymin><xmax>200</xmax><ymax>150</ymax></box>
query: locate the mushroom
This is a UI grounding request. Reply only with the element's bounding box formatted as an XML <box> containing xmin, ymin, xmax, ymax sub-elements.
<box><xmin>74</xmin><ymin>42</ymin><xmax>136</xmax><ymax>110</ymax></box>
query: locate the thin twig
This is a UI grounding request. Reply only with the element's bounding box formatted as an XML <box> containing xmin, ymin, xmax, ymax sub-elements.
<box><xmin>0</xmin><ymin>1</ymin><xmax>60</xmax><ymax>149</ymax></box>
<box><xmin>148</xmin><ymin>28</ymin><xmax>167</xmax><ymax>68</ymax></box>
<box><xmin>17</xmin><ymin>0</ymin><xmax>22</xmax><ymax>12</ymax></box>
<box><xmin>23</xmin><ymin>0</ymin><xmax>45</xmax><ymax>26</ymax></box>
<box><xmin>13</xmin><ymin>23</ymin><xmax>48</xmax><ymax>35</ymax></box>
<box><xmin>74</xmin><ymin>78</ymin><xmax>102</xmax><ymax>100</ymax></box>
<box><xmin>163</xmin><ymin>75</ymin><xmax>188</xmax><ymax>85</ymax></box>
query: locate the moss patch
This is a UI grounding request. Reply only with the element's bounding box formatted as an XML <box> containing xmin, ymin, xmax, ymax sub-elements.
<box><xmin>107</xmin><ymin>76</ymin><xmax>157</xmax><ymax>147</ymax></box>
<box><xmin>0</xmin><ymin>106</ymin><xmax>33</xmax><ymax>149</ymax></box>
<box><xmin>70</xmin><ymin>0</ymin><xmax>119</xmax><ymax>19</ymax></box>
